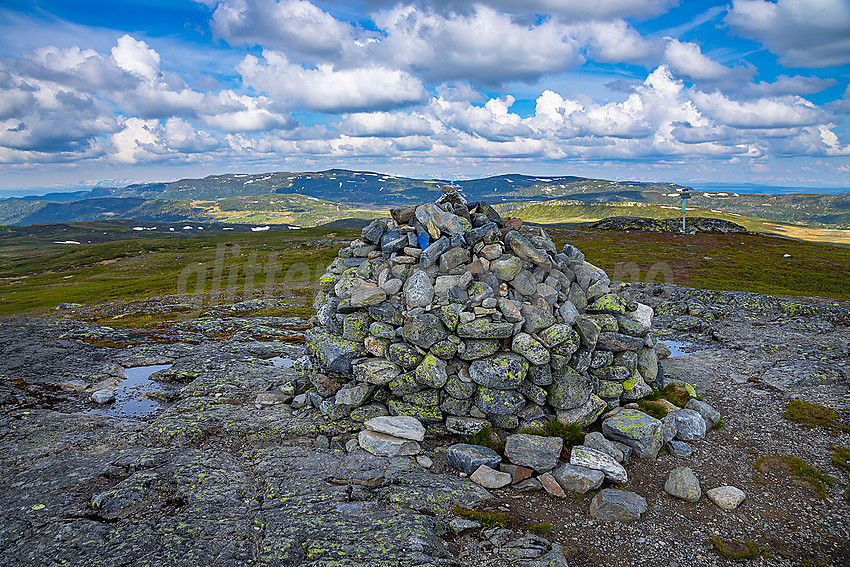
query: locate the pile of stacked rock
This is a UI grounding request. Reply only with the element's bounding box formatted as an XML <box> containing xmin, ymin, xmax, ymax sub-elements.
<box><xmin>305</xmin><ymin>189</ymin><xmax>660</xmax><ymax>435</ymax></box>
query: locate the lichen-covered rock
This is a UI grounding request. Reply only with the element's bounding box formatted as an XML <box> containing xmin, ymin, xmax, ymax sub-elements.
<box><xmin>458</xmin><ymin>339</ymin><xmax>500</xmax><ymax>360</ymax></box>
<box><xmin>386</xmin><ymin>342</ymin><xmax>424</xmax><ymax>369</ymax></box>
<box><xmin>387</xmin><ymin>399</ymin><xmax>443</xmax><ymax>423</ymax></box>
<box><xmin>305</xmin><ymin>327</ymin><xmax>366</xmax><ymax>373</ymax></box>
<box><xmin>457</xmin><ymin>319</ymin><xmax>514</xmax><ymax>339</ymax></box>
<box><xmin>470</xmin><ymin>353</ymin><xmax>528</xmax><ymax>389</ymax></box>
<box><xmin>446</xmin><ymin>416</ymin><xmax>490</xmax><ymax>436</ymax></box>
<box><xmin>602</xmin><ymin>409</ymin><xmax>664</xmax><ymax>459</ymax></box>
<box><xmin>445</xmin><ymin>374</ymin><xmax>476</xmax><ymax>399</ymax></box>
<box><xmin>547</xmin><ymin>367</ymin><xmax>591</xmax><ymax>410</ymax></box>
<box><xmin>475</xmin><ymin>386</ymin><xmax>525</xmax><ymax>415</ymax></box>
<box><xmin>354</xmin><ymin>358</ymin><xmax>403</xmax><ymax>385</ymax></box>
<box><xmin>511</xmin><ymin>333</ymin><xmax>550</xmax><ymax>365</ymax></box>
<box><xmin>414</xmin><ymin>354</ymin><xmax>448</xmax><ymax>388</ymax></box>
<box><xmin>586</xmin><ymin>293</ymin><xmax>627</xmax><ymax>315</ymax></box>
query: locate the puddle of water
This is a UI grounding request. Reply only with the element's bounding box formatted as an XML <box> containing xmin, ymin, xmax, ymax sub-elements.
<box><xmin>660</xmin><ymin>340</ymin><xmax>700</xmax><ymax>357</ymax></box>
<box><xmin>268</xmin><ymin>356</ymin><xmax>294</xmax><ymax>368</ymax></box>
<box><xmin>87</xmin><ymin>364</ymin><xmax>173</xmax><ymax>419</ymax></box>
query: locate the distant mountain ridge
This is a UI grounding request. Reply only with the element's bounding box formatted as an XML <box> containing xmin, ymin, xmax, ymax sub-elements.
<box><xmin>1</xmin><ymin>168</ymin><xmax>848</xmax><ymax>229</ymax></box>
<box><xmin>8</xmin><ymin>169</ymin><xmax>687</xmax><ymax>206</ymax></box>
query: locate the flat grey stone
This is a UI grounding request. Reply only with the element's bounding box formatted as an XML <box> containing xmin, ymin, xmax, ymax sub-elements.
<box><xmin>353</xmin><ymin>358</ymin><xmax>402</xmax><ymax>385</ymax></box>
<box><xmin>504</xmin><ymin>434</ymin><xmax>563</xmax><ymax>472</ymax></box>
<box><xmin>334</xmin><ymin>382</ymin><xmax>372</xmax><ymax>409</ymax></box>
<box><xmin>555</xmin><ymin>393</ymin><xmax>607</xmax><ymax>428</ymax></box>
<box><xmin>667</xmin><ymin>439</ymin><xmax>693</xmax><ymax>458</ymax></box>
<box><xmin>358</xmin><ymin>430</ymin><xmax>421</xmax><ymax>457</ymax></box>
<box><xmin>520</xmin><ymin>304</ymin><xmax>555</xmax><ymax>334</ymax></box>
<box><xmin>404</xmin><ymin>270</ymin><xmax>434</xmax><ymax>308</ymax></box>
<box><xmin>470</xmin><ymin>465</ymin><xmax>512</xmax><ymax>489</ymax></box>
<box><xmin>447</xmin><ymin>443</ymin><xmax>502</xmax><ymax>475</ymax></box>
<box><xmin>364</xmin><ymin>416</ymin><xmax>426</xmax><ymax>441</ymax></box>
<box><xmin>583</xmin><ymin>431</ymin><xmax>624</xmax><ymax>463</ymax></box>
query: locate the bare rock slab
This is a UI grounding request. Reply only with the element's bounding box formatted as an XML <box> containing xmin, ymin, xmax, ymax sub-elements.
<box><xmin>589</xmin><ymin>489</ymin><xmax>648</xmax><ymax>522</ymax></box>
<box><xmin>707</xmin><ymin>486</ymin><xmax>746</xmax><ymax>510</ymax></box>
<box><xmin>447</xmin><ymin>443</ymin><xmax>502</xmax><ymax>475</ymax></box>
<box><xmin>505</xmin><ymin>433</ymin><xmax>563</xmax><ymax>472</ymax></box>
<box><xmin>364</xmin><ymin>415</ymin><xmax>426</xmax><ymax>441</ymax></box>
<box><xmin>358</xmin><ymin>430</ymin><xmax>421</xmax><ymax>457</ymax></box>
<box><xmin>664</xmin><ymin>467</ymin><xmax>702</xmax><ymax>502</ymax></box>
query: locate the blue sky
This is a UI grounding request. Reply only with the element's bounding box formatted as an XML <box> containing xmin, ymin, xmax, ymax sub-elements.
<box><xmin>1</xmin><ymin>0</ymin><xmax>849</xmax><ymax>195</ymax></box>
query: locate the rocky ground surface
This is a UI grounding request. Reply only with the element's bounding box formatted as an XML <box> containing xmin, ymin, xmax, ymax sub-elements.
<box><xmin>1</xmin><ymin>285</ymin><xmax>848</xmax><ymax>567</ymax></box>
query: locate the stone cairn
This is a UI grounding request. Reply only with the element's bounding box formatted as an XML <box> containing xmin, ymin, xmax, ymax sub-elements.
<box><xmin>303</xmin><ymin>188</ymin><xmax>662</xmax><ymax>437</ymax></box>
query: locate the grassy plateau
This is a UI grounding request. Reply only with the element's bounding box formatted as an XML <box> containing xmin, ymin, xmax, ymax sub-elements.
<box><xmin>1</xmin><ymin>220</ymin><xmax>849</xmax><ymax>326</ymax></box>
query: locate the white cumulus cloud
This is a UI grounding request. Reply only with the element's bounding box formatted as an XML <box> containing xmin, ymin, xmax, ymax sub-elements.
<box><xmin>692</xmin><ymin>91</ymin><xmax>827</xmax><ymax>129</ymax></box>
<box><xmin>210</xmin><ymin>0</ymin><xmax>356</xmax><ymax>59</ymax></box>
<box><xmin>726</xmin><ymin>0</ymin><xmax>850</xmax><ymax>67</ymax></box>
<box><xmin>238</xmin><ymin>51</ymin><xmax>427</xmax><ymax>112</ymax></box>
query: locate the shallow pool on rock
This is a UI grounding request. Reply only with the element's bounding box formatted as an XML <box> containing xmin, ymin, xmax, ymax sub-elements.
<box><xmin>87</xmin><ymin>364</ymin><xmax>175</xmax><ymax>419</ymax></box>
<box><xmin>660</xmin><ymin>340</ymin><xmax>703</xmax><ymax>357</ymax></box>
<box><xmin>267</xmin><ymin>356</ymin><xmax>295</xmax><ymax>368</ymax></box>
